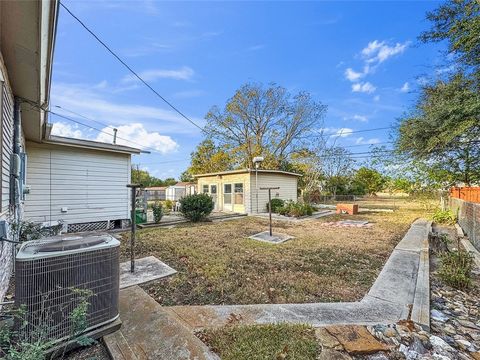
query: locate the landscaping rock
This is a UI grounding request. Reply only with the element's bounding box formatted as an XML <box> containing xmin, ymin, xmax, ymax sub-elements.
<box><xmin>470</xmin><ymin>352</ymin><xmax>480</xmax><ymax>360</ymax></box>
<box><xmin>317</xmin><ymin>349</ymin><xmax>352</xmax><ymax>360</ymax></box>
<box><xmin>315</xmin><ymin>328</ymin><xmax>342</xmax><ymax>350</ymax></box>
<box><xmin>430</xmin><ymin>310</ymin><xmax>448</xmax><ymax>323</ymax></box>
<box><xmin>325</xmin><ymin>325</ymin><xmax>389</xmax><ymax>355</ymax></box>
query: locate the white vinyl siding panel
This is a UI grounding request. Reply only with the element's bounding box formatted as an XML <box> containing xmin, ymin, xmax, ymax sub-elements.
<box><xmin>251</xmin><ymin>173</ymin><xmax>298</xmax><ymax>212</ymax></box>
<box><xmin>1</xmin><ymin>83</ymin><xmax>13</xmax><ymax>213</ymax></box>
<box><xmin>24</xmin><ymin>142</ymin><xmax>131</xmax><ymax>224</ymax></box>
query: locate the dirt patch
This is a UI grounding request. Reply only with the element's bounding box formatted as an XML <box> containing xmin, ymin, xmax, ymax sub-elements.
<box><xmin>118</xmin><ymin>200</ymin><xmax>429</xmax><ymax>306</ymax></box>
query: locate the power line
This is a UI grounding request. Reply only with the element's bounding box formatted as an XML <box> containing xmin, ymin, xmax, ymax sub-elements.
<box><xmin>59</xmin><ymin>1</ymin><xmax>205</xmax><ymax>133</ymax></box>
<box><xmin>48</xmin><ymin>111</ymin><xmax>162</xmax><ymax>154</ymax></box>
<box><xmin>53</xmin><ymin>105</ymin><xmax>116</xmax><ymax>130</ymax></box>
<box><xmin>301</xmin><ymin>126</ymin><xmax>394</xmax><ymax>139</ymax></box>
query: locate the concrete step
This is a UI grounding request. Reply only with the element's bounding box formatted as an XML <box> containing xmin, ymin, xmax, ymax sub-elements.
<box><xmin>104</xmin><ymin>286</ymin><xmax>219</xmax><ymax>360</ymax></box>
<box><xmin>104</xmin><ymin>330</ymin><xmax>140</xmax><ymax>360</ymax></box>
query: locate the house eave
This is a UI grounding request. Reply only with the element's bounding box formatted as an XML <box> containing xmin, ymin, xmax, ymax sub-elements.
<box><xmin>42</xmin><ymin>135</ymin><xmax>144</xmax><ymax>155</ymax></box>
<box><xmin>1</xmin><ymin>0</ymin><xmax>59</xmax><ymax>142</ymax></box>
<box><xmin>193</xmin><ymin>169</ymin><xmax>302</xmax><ymax>178</ymax></box>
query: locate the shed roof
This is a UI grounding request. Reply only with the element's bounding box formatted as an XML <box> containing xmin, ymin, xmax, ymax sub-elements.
<box><xmin>43</xmin><ymin>135</ymin><xmax>144</xmax><ymax>154</ymax></box>
<box><xmin>145</xmin><ymin>186</ymin><xmax>167</xmax><ymax>191</ymax></box>
<box><xmin>193</xmin><ymin>169</ymin><xmax>302</xmax><ymax>178</ymax></box>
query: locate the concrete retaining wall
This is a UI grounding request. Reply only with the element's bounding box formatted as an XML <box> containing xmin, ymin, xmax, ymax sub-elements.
<box><xmin>449</xmin><ymin>197</ymin><xmax>480</xmax><ymax>251</ymax></box>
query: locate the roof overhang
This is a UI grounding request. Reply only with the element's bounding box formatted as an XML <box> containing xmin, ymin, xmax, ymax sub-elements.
<box><xmin>0</xmin><ymin>0</ymin><xmax>59</xmax><ymax>141</ymax></box>
<box><xmin>193</xmin><ymin>169</ymin><xmax>302</xmax><ymax>178</ymax></box>
<box><xmin>43</xmin><ymin>135</ymin><xmax>144</xmax><ymax>155</ymax></box>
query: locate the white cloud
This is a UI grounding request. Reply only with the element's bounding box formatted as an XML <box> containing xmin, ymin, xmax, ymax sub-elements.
<box><xmin>122</xmin><ymin>66</ymin><xmax>194</xmax><ymax>83</ymax></box>
<box><xmin>352</xmin><ymin>82</ymin><xmax>376</xmax><ymax>94</ymax></box>
<box><xmin>335</xmin><ymin>128</ymin><xmax>353</xmax><ymax>137</ymax></box>
<box><xmin>344</xmin><ymin>40</ymin><xmax>409</xmax><ymax>85</ymax></box>
<box><xmin>361</xmin><ymin>40</ymin><xmax>409</xmax><ymax>64</ymax></box>
<box><xmin>96</xmin><ymin>123</ymin><xmax>178</xmax><ymax>153</ymax></box>
<box><xmin>247</xmin><ymin>44</ymin><xmax>265</xmax><ymax>51</ymax></box>
<box><xmin>343</xmin><ymin>114</ymin><xmax>368</xmax><ymax>122</ymax></box>
<box><xmin>344</xmin><ymin>68</ymin><xmax>363</xmax><ymax>82</ymax></box>
<box><xmin>400</xmin><ymin>82</ymin><xmax>410</xmax><ymax>93</ymax></box>
<box><xmin>355</xmin><ymin>137</ymin><xmax>381</xmax><ymax>145</ymax></box>
<box><xmin>51</xmin><ymin>82</ymin><xmax>204</xmax><ymax>135</ymax></box>
<box><xmin>352</xmin><ymin>114</ymin><xmax>368</xmax><ymax>122</ymax></box>
<box><xmin>51</xmin><ymin>122</ymin><xmax>83</xmax><ymax>138</ymax></box>
<box><xmin>319</xmin><ymin>127</ymin><xmax>354</xmax><ymax>137</ymax></box>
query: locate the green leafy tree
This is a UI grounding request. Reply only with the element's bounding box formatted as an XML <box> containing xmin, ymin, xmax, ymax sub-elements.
<box><xmin>187</xmin><ymin>139</ymin><xmax>232</xmax><ymax>175</ymax></box>
<box><xmin>396</xmin><ymin>72</ymin><xmax>480</xmax><ymax>186</ymax></box>
<box><xmin>353</xmin><ymin>167</ymin><xmax>386</xmax><ymax>195</ymax></box>
<box><xmin>180</xmin><ymin>170</ymin><xmax>194</xmax><ymax>182</ymax></box>
<box><xmin>131</xmin><ymin>167</ymin><xmax>178</xmax><ymax>187</ymax></box>
<box><xmin>420</xmin><ymin>0</ymin><xmax>480</xmax><ymax>72</ymax></box>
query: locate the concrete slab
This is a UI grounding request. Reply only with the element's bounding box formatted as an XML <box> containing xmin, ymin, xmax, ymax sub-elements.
<box><xmin>411</xmin><ymin>248</ymin><xmax>430</xmax><ymax>331</ymax></box>
<box><xmin>168</xmin><ymin>297</ymin><xmax>404</xmax><ymax>330</ymax></box>
<box><xmin>365</xmin><ymin>249</ymin><xmax>419</xmax><ymax>307</ymax></box>
<box><xmin>104</xmin><ymin>286</ymin><xmax>219</xmax><ymax>360</ymax></box>
<box><xmin>395</xmin><ymin>219</ymin><xmax>431</xmax><ymax>253</ymax></box>
<box><xmin>248</xmin><ymin>231</ymin><xmax>294</xmax><ymax>244</ymax></box>
<box><xmin>120</xmin><ymin>256</ymin><xmax>177</xmax><ymax>289</ymax></box>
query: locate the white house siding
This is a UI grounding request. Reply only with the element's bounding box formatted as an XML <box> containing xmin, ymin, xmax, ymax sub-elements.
<box><xmin>0</xmin><ymin>54</ymin><xmax>16</xmax><ymax>305</ymax></box>
<box><xmin>252</xmin><ymin>173</ymin><xmax>298</xmax><ymax>212</ymax></box>
<box><xmin>24</xmin><ymin>142</ymin><xmax>131</xmax><ymax>226</ymax></box>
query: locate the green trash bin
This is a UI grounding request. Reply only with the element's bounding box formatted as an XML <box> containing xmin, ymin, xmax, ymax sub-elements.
<box><xmin>135</xmin><ymin>209</ymin><xmax>147</xmax><ymax>224</ymax></box>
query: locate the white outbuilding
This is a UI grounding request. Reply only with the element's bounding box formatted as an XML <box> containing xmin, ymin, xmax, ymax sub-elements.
<box><xmin>24</xmin><ymin>135</ymin><xmax>142</xmax><ymax>232</ymax></box>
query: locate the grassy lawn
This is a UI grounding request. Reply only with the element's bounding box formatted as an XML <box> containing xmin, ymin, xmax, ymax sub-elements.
<box><xmin>119</xmin><ymin>199</ymin><xmax>430</xmax><ymax>306</ymax></box>
<box><xmin>197</xmin><ymin>324</ymin><xmax>319</xmax><ymax>360</ymax></box>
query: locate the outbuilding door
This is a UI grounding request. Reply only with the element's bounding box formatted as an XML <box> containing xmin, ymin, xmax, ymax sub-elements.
<box><xmin>223</xmin><ymin>184</ymin><xmax>233</xmax><ymax>211</ymax></box>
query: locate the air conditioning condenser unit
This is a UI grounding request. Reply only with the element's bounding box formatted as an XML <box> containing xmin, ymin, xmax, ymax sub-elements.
<box><xmin>15</xmin><ymin>234</ymin><xmax>120</xmax><ymax>343</ymax></box>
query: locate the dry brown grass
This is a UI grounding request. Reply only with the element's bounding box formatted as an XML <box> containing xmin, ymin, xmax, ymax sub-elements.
<box><xmin>119</xmin><ymin>199</ymin><xmax>430</xmax><ymax>306</ymax></box>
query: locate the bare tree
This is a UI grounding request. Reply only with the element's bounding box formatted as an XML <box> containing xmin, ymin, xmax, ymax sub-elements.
<box><xmin>204</xmin><ymin>83</ymin><xmax>327</xmax><ymax>169</ymax></box>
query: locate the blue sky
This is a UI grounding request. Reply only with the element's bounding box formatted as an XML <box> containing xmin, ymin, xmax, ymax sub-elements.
<box><xmin>51</xmin><ymin>0</ymin><xmax>448</xmax><ymax>179</ymax></box>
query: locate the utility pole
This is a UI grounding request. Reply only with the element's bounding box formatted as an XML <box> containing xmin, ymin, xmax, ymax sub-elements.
<box><xmin>113</xmin><ymin>128</ymin><xmax>118</xmax><ymax>144</ymax></box>
<box><xmin>126</xmin><ymin>183</ymin><xmax>143</xmax><ymax>273</ymax></box>
<box><xmin>260</xmin><ymin>187</ymin><xmax>280</xmax><ymax>236</ymax></box>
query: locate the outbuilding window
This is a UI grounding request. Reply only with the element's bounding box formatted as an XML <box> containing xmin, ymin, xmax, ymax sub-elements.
<box><xmin>202</xmin><ymin>185</ymin><xmax>209</xmax><ymax>193</ymax></box>
<box><xmin>234</xmin><ymin>183</ymin><xmax>243</xmax><ymax>204</ymax></box>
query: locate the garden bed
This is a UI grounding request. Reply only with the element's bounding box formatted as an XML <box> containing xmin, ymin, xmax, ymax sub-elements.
<box><xmin>118</xmin><ymin>200</ymin><xmax>428</xmax><ymax>306</ymax></box>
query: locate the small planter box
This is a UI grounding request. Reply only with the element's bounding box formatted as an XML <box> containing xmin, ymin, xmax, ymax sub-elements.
<box><xmin>336</xmin><ymin>203</ymin><xmax>358</xmax><ymax>215</ymax></box>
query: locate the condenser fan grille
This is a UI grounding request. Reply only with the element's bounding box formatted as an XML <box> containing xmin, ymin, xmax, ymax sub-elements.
<box><xmin>15</xmin><ymin>239</ymin><xmax>119</xmax><ymax>343</ymax></box>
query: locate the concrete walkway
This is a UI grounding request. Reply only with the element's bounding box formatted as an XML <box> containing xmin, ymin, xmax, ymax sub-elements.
<box><xmin>104</xmin><ymin>286</ymin><xmax>219</xmax><ymax>360</ymax></box>
<box><xmin>167</xmin><ymin>219</ymin><xmax>432</xmax><ymax>330</ymax></box>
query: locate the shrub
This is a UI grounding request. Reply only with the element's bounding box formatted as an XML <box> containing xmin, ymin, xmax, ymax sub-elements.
<box><xmin>164</xmin><ymin>200</ymin><xmax>174</xmax><ymax>211</ymax></box>
<box><xmin>439</xmin><ymin>251</ymin><xmax>474</xmax><ymax>290</ymax></box>
<box><xmin>432</xmin><ymin>209</ymin><xmax>457</xmax><ymax>225</ymax></box>
<box><xmin>179</xmin><ymin>193</ymin><xmax>214</xmax><ymax>222</ymax></box>
<box><xmin>266</xmin><ymin>199</ymin><xmax>285</xmax><ymax>213</ymax></box>
<box><xmin>152</xmin><ymin>202</ymin><xmax>164</xmax><ymax>223</ymax></box>
<box><xmin>278</xmin><ymin>201</ymin><xmax>314</xmax><ymax>217</ymax></box>
<box><xmin>0</xmin><ymin>288</ymin><xmax>93</xmax><ymax>359</ymax></box>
